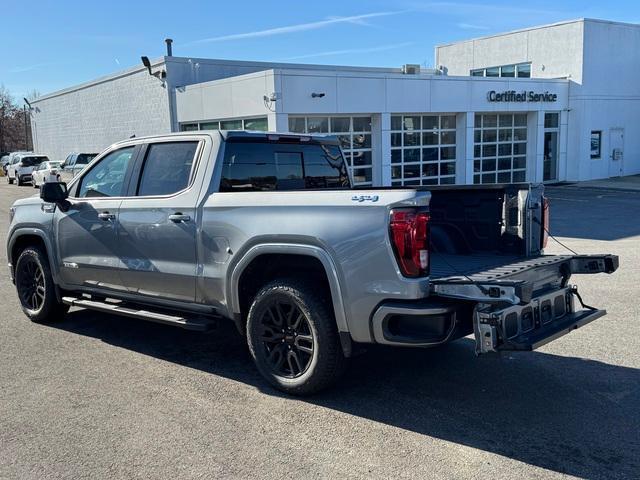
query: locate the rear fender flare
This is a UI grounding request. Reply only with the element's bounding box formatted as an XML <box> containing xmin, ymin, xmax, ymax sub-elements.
<box><xmin>228</xmin><ymin>243</ymin><xmax>349</xmax><ymax>334</ymax></box>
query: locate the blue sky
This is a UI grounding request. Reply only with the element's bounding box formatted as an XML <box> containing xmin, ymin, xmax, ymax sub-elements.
<box><xmin>1</xmin><ymin>0</ymin><xmax>638</xmax><ymax>99</ymax></box>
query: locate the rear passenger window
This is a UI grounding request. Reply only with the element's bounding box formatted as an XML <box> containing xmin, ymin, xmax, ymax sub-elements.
<box><xmin>137</xmin><ymin>142</ymin><xmax>198</xmax><ymax>196</ymax></box>
<box><xmin>220</xmin><ymin>142</ymin><xmax>348</xmax><ymax>191</ymax></box>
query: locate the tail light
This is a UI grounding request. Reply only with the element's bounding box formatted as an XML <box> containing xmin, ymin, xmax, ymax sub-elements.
<box><xmin>389</xmin><ymin>209</ymin><xmax>430</xmax><ymax>277</ymax></box>
<box><xmin>540</xmin><ymin>196</ymin><xmax>550</xmax><ymax>249</ymax></box>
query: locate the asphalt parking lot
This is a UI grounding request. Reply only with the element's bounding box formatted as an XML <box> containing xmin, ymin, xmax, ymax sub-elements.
<box><xmin>0</xmin><ymin>181</ymin><xmax>638</xmax><ymax>480</ymax></box>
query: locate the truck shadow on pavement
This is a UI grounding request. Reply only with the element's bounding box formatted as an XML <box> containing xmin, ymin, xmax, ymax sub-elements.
<box><xmin>54</xmin><ymin>310</ymin><xmax>639</xmax><ymax>480</ymax></box>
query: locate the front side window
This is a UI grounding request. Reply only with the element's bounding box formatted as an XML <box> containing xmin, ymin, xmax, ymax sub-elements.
<box><xmin>78</xmin><ymin>147</ymin><xmax>135</xmax><ymax>198</ymax></box>
<box><xmin>137</xmin><ymin>142</ymin><xmax>198</xmax><ymax>196</ymax></box>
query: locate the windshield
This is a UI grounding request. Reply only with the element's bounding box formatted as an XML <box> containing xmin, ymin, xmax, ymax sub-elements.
<box><xmin>21</xmin><ymin>156</ymin><xmax>49</xmax><ymax>167</ymax></box>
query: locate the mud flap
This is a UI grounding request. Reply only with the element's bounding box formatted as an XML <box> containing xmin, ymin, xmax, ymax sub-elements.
<box><xmin>474</xmin><ymin>286</ymin><xmax>606</xmax><ymax>354</ymax></box>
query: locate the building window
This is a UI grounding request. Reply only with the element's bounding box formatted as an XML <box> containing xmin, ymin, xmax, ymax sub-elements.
<box><xmin>469</xmin><ymin>63</ymin><xmax>531</xmax><ymax>78</ymax></box>
<box><xmin>390</xmin><ymin>114</ymin><xmax>457</xmax><ymax>186</ymax></box>
<box><xmin>179</xmin><ymin>117</ymin><xmax>268</xmax><ymax>132</ymax></box>
<box><xmin>516</xmin><ymin>63</ymin><xmax>531</xmax><ymax>78</ymax></box>
<box><xmin>180</xmin><ymin>123</ymin><xmax>198</xmax><ymax>132</ymax></box>
<box><xmin>288</xmin><ymin>116</ymin><xmax>373</xmax><ymax>186</ymax></box>
<box><xmin>473</xmin><ymin>113</ymin><xmax>527</xmax><ymax>184</ymax></box>
<box><xmin>500</xmin><ymin>64</ymin><xmax>515</xmax><ymax>77</ymax></box>
<box><xmin>200</xmin><ymin>121</ymin><xmax>219</xmax><ymax>130</ymax></box>
<box><xmin>220</xmin><ymin>119</ymin><xmax>243</xmax><ymax>130</ymax></box>
<box><xmin>590</xmin><ymin>131</ymin><xmax>602</xmax><ymax>159</ymax></box>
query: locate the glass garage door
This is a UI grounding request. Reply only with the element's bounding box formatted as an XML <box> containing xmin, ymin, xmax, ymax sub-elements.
<box><xmin>390</xmin><ymin>114</ymin><xmax>457</xmax><ymax>186</ymax></box>
<box><xmin>288</xmin><ymin>116</ymin><xmax>373</xmax><ymax>187</ymax></box>
<box><xmin>473</xmin><ymin>113</ymin><xmax>528</xmax><ymax>184</ymax></box>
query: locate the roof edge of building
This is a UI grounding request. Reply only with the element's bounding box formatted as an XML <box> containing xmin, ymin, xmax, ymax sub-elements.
<box><xmin>32</xmin><ymin>56</ymin><xmax>166</xmax><ymax>103</ymax></box>
<box><xmin>435</xmin><ymin>17</ymin><xmax>640</xmax><ymax>50</ymax></box>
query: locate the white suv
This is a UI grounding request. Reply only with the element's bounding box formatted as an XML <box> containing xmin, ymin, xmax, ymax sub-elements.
<box><xmin>6</xmin><ymin>154</ymin><xmax>49</xmax><ymax>186</ymax></box>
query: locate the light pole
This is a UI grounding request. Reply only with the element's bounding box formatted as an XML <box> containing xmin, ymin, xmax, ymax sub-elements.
<box><xmin>23</xmin><ymin>98</ymin><xmax>32</xmax><ymax>151</ymax></box>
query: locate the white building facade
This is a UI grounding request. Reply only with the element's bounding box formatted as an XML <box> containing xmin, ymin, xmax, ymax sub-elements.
<box><xmin>30</xmin><ymin>18</ymin><xmax>638</xmax><ymax>186</ymax></box>
<box><xmin>436</xmin><ymin>18</ymin><xmax>640</xmax><ymax>181</ymax></box>
<box><xmin>176</xmin><ymin>69</ymin><xmax>568</xmax><ymax>187</ymax></box>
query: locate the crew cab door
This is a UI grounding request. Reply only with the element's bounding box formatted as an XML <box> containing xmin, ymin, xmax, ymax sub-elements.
<box><xmin>116</xmin><ymin>139</ymin><xmax>203</xmax><ymax>303</ymax></box>
<box><xmin>53</xmin><ymin>146</ymin><xmax>138</xmax><ymax>290</ymax></box>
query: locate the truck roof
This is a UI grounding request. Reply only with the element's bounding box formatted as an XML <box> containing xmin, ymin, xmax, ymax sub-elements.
<box><xmin>112</xmin><ymin>130</ymin><xmax>340</xmax><ymax>146</ymax></box>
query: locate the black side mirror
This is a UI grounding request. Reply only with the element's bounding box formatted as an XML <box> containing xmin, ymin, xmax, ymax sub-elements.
<box><xmin>40</xmin><ymin>181</ymin><xmax>70</xmax><ymax>210</ymax></box>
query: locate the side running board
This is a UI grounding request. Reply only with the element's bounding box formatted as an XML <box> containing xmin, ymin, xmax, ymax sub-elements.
<box><xmin>62</xmin><ymin>296</ymin><xmax>218</xmax><ymax>332</ymax></box>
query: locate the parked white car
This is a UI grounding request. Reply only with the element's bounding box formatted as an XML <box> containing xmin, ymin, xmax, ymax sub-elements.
<box><xmin>31</xmin><ymin>160</ymin><xmax>63</xmax><ymax>188</ymax></box>
<box><xmin>6</xmin><ymin>154</ymin><xmax>49</xmax><ymax>186</ymax></box>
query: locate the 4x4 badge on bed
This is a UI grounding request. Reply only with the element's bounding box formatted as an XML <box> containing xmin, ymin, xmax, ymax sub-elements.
<box><xmin>351</xmin><ymin>195</ymin><xmax>379</xmax><ymax>203</ymax></box>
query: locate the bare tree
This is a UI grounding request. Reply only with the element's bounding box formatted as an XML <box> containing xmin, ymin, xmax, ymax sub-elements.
<box><xmin>0</xmin><ymin>85</ymin><xmax>30</xmax><ymax>154</ymax></box>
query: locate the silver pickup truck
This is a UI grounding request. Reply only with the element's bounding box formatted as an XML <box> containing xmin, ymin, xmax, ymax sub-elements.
<box><xmin>7</xmin><ymin>131</ymin><xmax>618</xmax><ymax>394</ymax></box>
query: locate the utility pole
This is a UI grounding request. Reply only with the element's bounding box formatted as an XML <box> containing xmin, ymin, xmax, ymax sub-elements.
<box><xmin>23</xmin><ymin>98</ymin><xmax>32</xmax><ymax>151</ymax></box>
<box><xmin>23</xmin><ymin>105</ymin><xmax>29</xmax><ymax>151</ymax></box>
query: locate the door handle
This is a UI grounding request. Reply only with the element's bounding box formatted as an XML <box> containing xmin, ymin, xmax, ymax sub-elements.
<box><xmin>169</xmin><ymin>213</ymin><xmax>191</xmax><ymax>223</ymax></box>
<box><xmin>98</xmin><ymin>212</ymin><xmax>116</xmax><ymax>221</ymax></box>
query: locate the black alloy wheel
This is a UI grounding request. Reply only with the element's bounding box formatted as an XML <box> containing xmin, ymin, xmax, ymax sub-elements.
<box><xmin>247</xmin><ymin>279</ymin><xmax>347</xmax><ymax>395</ymax></box>
<box><xmin>17</xmin><ymin>256</ymin><xmax>46</xmax><ymax>312</ymax></box>
<box><xmin>14</xmin><ymin>247</ymin><xmax>68</xmax><ymax>322</ymax></box>
<box><xmin>259</xmin><ymin>299</ymin><xmax>315</xmax><ymax>378</ymax></box>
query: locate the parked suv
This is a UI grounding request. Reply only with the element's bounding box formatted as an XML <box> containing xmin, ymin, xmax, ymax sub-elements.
<box><xmin>2</xmin><ymin>151</ymin><xmax>31</xmax><ymax>175</ymax></box>
<box><xmin>7</xmin><ymin>131</ymin><xmax>618</xmax><ymax>394</ymax></box>
<box><xmin>60</xmin><ymin>153</ymin><xmax>98</xmax><ymax>182</ymax></box>
<box><xmin>6</xmin><ymin>154</ymin><xmax>48</xmax><ymax>185</ymax></box>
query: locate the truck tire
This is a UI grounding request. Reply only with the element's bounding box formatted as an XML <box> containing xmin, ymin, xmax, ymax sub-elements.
<box><xmin>14</xmin><ymin>247</ymin><xmax>69</xmax><ymax>323</ymax></box>
<box><xmin>17</xmin><ymin>176</ymin><xmax>23</xmax><ymax>186</ymax></box>
<box><xmin>247</xmin><ymin>278</ymin><xmax>347</xmax><ymax>395</ymax></box>
<box><xmin>8</xmin><ymin>175</ymin><xmax>13</xmax><ymax>184</ymax></box>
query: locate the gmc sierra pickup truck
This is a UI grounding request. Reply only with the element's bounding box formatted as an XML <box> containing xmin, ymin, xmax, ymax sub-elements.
<box><xmin>7</xmin><ymin>131</ymin><xmax>618</xmax><ymax>394</ymax></box>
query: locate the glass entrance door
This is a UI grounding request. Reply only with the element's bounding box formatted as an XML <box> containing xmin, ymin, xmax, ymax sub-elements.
<box><xmin>543</xmin><ymin>113</ymin><xmax>559</xmax><ymax>182</ymax></box>
<box><xmin>543</xmin><ymin>131</ymin><xmax>558</xmax><ymax>181</ymax></box>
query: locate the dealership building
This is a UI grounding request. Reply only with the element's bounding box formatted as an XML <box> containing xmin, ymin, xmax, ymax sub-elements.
<box><xmin>30</xmin><ymin>18</ymin><xmax>640</xmax><ymax>187</ymax></box>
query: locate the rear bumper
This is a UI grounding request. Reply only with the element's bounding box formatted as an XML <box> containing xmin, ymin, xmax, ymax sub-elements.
<box><xmin>370</xmin><ymin>300</ymin><xmax>469</xmax><ymax>347</ymax></box>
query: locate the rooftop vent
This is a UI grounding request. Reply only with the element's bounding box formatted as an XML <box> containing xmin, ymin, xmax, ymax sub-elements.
<box><xmin>402</xmin><ymin>64</ymin><xmax>421</xmax><ymax>75</ymax></box>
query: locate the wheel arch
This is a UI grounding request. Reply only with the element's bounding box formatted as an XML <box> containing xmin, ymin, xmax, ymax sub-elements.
<box><xmin>8</xmin><ymin>229</ymin><xmax>59</xmax><ymax>286</ymax></box>
<box><xmin>229</xmin><ymin>244</ymin><xmax>350</xmax><ymax>338</ymax></box>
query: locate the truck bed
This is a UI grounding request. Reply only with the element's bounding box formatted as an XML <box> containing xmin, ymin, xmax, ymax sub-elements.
<box><xmin>430</xmin><ymin>253</ymin><xmax>574</xmax><ymax>282</ymax></box>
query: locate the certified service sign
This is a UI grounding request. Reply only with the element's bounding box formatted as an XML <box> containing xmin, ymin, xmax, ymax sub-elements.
<box><xmin>487</xmin><ymin>90</ymin><xmax>557</xmax><ymax>103</ymax></box>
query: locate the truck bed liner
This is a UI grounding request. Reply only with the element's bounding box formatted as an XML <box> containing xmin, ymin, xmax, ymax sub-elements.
<box><xmin>430</xmin><ymin>253</ymin><xmax>574</xmax><ymax>282</ymax></box>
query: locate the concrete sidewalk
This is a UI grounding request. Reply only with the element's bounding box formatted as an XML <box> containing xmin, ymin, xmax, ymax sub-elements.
<box><xmin>555</xmin><ymin>175</ymin><xmax>640</xmax><ymax>192</ymax></box>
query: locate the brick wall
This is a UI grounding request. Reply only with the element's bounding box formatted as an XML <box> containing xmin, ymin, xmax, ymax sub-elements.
<box><xmin>31</xmin><ymin>67</ymin><xmax>171</xmax><ymax>161</ymax></box>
